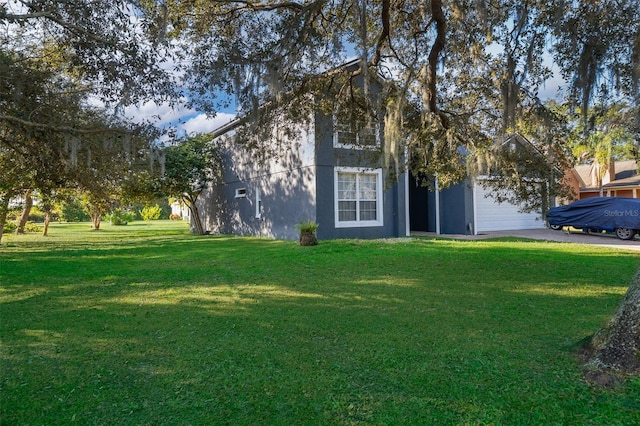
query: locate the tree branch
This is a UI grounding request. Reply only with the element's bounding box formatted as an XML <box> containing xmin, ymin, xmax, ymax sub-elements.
<box><xmin>218</xmin><ymin>0</ymin><xmax>305</xmax><ymax>12</ymax></box>
<box><xmin>425</xmin><ymin>0</ymin><xmax>447</xmax><ymax>127</ymax></box>
<box><xmin>0</xmin><ymin>114</ymin><xmax>127</xmax><ymax>135</ymax></box>
<box><xmin>372</xmin><ymin>0</ymin><xmax>390</xmax><ymax>66</ymax></box>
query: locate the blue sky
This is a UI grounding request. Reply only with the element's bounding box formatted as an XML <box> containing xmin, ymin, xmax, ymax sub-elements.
<box><xmin>121</xmin><ymin>51</ymin><xmax>566</xmax><ymax>141</ymax></box>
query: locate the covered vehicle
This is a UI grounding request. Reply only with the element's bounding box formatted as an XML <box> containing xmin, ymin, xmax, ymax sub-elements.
<box><xmin>547</xmin><ymin>197</ymin><xmax>640</xmax><ymax>240</ymax></box>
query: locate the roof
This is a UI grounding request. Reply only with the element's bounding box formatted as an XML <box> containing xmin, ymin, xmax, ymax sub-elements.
<box><xmin>613</xmin><ymin>159</ymin><xmax>638</xmax><ymax>180</ymax></box>
<box><xmin>574</xmin><ymin>160</ymin><xmax>638</xmax><ymax>189</ymax></box>
<box><xmin>209</xmin><ymin>58</ymin><xmax>377</xmax><ymax>139</ymax></box>
<box><xmin>602</xmin><ymin>173</ymin><xmax>640</xmax><ymax>188</ymax></box>
<box><xmin>500</xmin><ymin>133</ymin><xmax>545</xmax><ymax>157</ymax></box>
<box><xmin>574</xmin><ymin>163</ymin><xmax>595</xmax><ymax>188</ymax></box>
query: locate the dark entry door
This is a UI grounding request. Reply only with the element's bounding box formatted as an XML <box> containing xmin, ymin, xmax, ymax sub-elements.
<box><xmin>409</xmin><ymin>173</ymin><xmax>430</xmax><ymax>232</ymax></box>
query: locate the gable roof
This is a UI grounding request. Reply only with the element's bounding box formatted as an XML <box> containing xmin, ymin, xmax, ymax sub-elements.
<box><xmin>500</xmin><ymin>133</ymin><xmax>545</xmax><ymax>156</ymax></box>
<box><xmin>209</xmin><ymin>58</ymin><xmax>379</xmax><ymax>140</ymax></box>
<box><xmin>574</xmin><ymin>163</ymin><xmax>595</xmax><ymax>188</ymax></box>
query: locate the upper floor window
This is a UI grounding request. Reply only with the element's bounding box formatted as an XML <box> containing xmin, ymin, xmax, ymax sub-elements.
<box><xmin>333</xmin><ymin>102</ymin><xmax>380</xmax><ymax>149</ymax></box>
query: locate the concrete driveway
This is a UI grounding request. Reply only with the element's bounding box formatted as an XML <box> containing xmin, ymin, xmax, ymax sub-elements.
<box><xmin>414</xmin><ymin>229</ymin><xmax>640</xmax><ymax>252</ymax></box>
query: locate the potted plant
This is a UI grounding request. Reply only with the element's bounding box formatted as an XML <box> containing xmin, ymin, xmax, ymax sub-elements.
<box><xmin>296</xmin><ymin>220</ymin><xmax>319</xmax><ymax>246</ymax></box>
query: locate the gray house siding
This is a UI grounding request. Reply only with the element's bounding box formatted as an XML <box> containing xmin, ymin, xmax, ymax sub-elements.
<box><xmin>438</xmin><ymin>181</ymin><xmax>474</xmax><ymax>235</ymax></box>
<box><xmin>198</xmin><ymin>122</ymin><xmax>318</xmax><ymax>240</ymax></box>
<box><xmin>313</xmin><ymin>109</ymin><xmax>407</xmax><ymax>240</ymax></box>
<box><xmin>314</xmin><ymin>164</ymin><xmax>406</xmax><ymax>240</ymax></box>
<box><xmin>198</xmin><ymin>63</ymin><xmax>409</xmax><ymax>241</ymax></box>
<box><xmin>410</xmin><ymin>175</ymin><xmax>474</xmax><ymax>235</ymax></box>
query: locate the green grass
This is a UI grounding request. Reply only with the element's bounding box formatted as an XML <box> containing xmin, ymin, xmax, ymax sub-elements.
<box><xmin>1</xmin><ymin>221</ymin><xmax>639</xmax><ymax>425</ymax></box>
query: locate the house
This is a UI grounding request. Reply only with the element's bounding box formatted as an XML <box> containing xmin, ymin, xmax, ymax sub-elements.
<box><xmin>197</xmin><ymin>60</ymin><xmax>409</xmax><ymax>241</ymax></box>
<box><xmin>573</xmin><ymin>160</ymin><xmax>639</xmax><ymax>199</ymax></box>
<box><xmin>197</xmin><ymin>63</ymin><xmax>549</xmax><ymax>240</ymax></box>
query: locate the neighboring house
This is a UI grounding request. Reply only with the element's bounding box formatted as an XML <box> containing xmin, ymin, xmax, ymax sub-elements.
<box><xmin>573</xmin><ymin>160</ymin><xmax>639</xmax><ymax>199</ymax></box>
<box><xmin>197</xmin><ymin>64</ymin><xmax>548</xmax><ymax>240</ymax></box>
<box><xmin>170</xmin><ymin>200</ymin><xmax>190</xmax><ymax>221</ymax></box>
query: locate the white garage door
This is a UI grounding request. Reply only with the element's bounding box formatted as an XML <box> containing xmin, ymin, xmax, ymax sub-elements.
<box><xmin>474</xmin><ymin>182</ymin><xmax>545</xmax><ymax>233</ymax></box>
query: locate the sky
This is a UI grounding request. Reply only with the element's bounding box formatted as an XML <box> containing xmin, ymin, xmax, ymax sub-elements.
<box><xmin>124</xmin><ymin>71</ymin><xmax>566</xmax><ymax>141</ymax></box>
<box><xmin>122</xmin><ymin>100</ymin><xmax>237</xmax><ymax>140</ymax></box>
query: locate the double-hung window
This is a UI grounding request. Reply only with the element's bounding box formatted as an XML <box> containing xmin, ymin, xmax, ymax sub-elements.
<box><xmin>333</xmin><ymin>107</ymin><xmax>380</xmax><ymax>149</ymax></box>
<box><xmin>335</xmin><ymin>167</ymin><xmax>383</xmax><ymax>227</ymax></box>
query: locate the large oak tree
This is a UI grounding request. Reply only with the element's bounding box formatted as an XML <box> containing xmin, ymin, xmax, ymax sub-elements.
<box><xmin>155</xmin><ymin>0</ymin><xmax>640</xmax><ymax>377</ymax></box>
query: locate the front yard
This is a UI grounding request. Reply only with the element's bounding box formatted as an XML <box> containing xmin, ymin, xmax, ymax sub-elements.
<box><xmin>1</xmin><ymin>221</ymin><xmax>639</xmax><ymax>424</ymax></box>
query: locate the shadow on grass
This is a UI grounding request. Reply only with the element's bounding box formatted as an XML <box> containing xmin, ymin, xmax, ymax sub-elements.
<box><xmin>2</xmin><ymin>236</ymin><xmax>639</xmax><ymax>424</ymax></box>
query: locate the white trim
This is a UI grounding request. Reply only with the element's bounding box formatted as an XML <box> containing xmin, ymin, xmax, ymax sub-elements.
<box><xmin>404</xmin><ymin>171</ymin><xmax>410</xmax><ymax>236</ymax></box>
<box><xmin>332</xmin><ymin>114</ymin><xmax>381</xmax><ymax>150</ymax></box>
<box><xmin>472</xmin><ymin>180</ymin><xmax>479</xmax><ymax>235</ymax></box>
<box><xmin>435</xmin><ymin>173</ymin><xmax>441</xmax><ymax>235</ymax></box>
<box><xmin>255</xmin><ymin>186</ymin><xmax>262</xmax><ymax>219</ymax></box>
<box><xmin>334</xmin><ymin>167</ymin><xmax>384</xmax><ymax>228</ymax></box>
<box><xmin>235</xmin><ymin>188</ymin><xmax>246</xmax><ymax>198</ymax></box>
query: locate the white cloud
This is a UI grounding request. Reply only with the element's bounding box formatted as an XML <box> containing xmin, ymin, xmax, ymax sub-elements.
<box><xmin>182</xmin><ymin>113</ymin><xmax>237</xmax><ymax>135</ymax></box>
<box><xmin>121</xmin><ymin>99</ymin><xmax>237</xmax><ymax>137</ymax></box>
<box><xmin>123</xmin><ymin>99</ymin><xmax>195</xmax><ymax>127</ymax></box>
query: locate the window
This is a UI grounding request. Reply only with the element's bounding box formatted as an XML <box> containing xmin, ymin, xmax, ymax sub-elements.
<box><xmin>333</xmin><ymin>106</ymin><xmax>380</xmax><ymax>149</ymax></box>
<box><xmin>235</xmin><ymin>188</ymin><xmax>246</xmax><ymax>198</ymax></box>
<box><xmin>334</xmin><ymin>167</ymin><xmax>383</xmax><ymax>227</ymax></box>
<box><xmin>255</xmin><ymin>186</ymin><xmax>262</xmax><ymax>219</ymax></box>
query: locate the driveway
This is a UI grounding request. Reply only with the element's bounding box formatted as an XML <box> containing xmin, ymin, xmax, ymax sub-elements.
<box><xmin>414</xmin><ymin>229</ymin><xmax>640</xmax><ymax>252</ymax></box>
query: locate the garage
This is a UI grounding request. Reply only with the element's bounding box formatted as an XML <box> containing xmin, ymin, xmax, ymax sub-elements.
<box><xmin>473</xmin><ymin>181</ymin><xmax>546</xmax><ymax>233</ymax></box>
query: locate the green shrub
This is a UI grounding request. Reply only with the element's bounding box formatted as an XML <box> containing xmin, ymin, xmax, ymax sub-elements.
<box><xmin>60</xmin><ymin>200</ymin><xmax>90</xmax><ymax>222</ymax></box>
<box><xmin>296</xmin><ymin>220</ymin><xmax>319</xmax><ymax>233</ymax></box>
<box><xmin>106</xmin><ymin>209</ymin><xmax>135</xmax><ymax>226</ymax></box>
<box><xmin>27</xmin><ymin>206</ymin><xmax>46</xmax><ymax>223</ymax></box>
<box><xmin>140</xmin><ymin>204</ymin><xmax>163</xmax><ymax>221</ymax></box>
<box><xmin>24</xmin><ymin>222</ymin><xmax>42</xmax><ymax>233</ymax></box>
<box><xmin>2</xmin><ymin>221</ymin><xmax>17</xmax><ymax>234</ymax></box>
<box><xmin>6</xmin><ymin>208</ymin><xmax>20</xmax><ymax>221</ymax></box>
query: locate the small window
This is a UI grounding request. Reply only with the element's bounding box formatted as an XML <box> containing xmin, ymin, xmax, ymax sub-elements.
<box><xmin>235</xmin><ymin>188</ymin><xmax>246</xmax><ymax>198</ymax></box>
<box><xmin>255</xmin><ymin>187</ymin><xmax>262</xmax><ymax>219</ymax></box>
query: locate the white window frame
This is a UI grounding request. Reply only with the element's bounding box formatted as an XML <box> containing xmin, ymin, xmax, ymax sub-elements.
<box><xmin>235</xmin><ymin>188</ymin><xmax>246</xmax><ymax>198</ymax></box>
<box><xmin>334</xmin><ymin>167</ymin><xmax>384</xmax><ymax>228</ymax></box>
<box><xmin>255</xmin><ymin>186</ymin><xmax>262</xmax><ymax>219</ymax></box>
<box><xmin>332</xmin><ymin>113</ymin><xmax>381</xmax><ymax>150</ymax></box>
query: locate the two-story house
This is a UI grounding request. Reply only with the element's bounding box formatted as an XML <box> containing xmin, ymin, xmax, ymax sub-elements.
<box><xmin>196</xmin><ymin>60</ymin><xmax>409</xmax><ymax>240</ymax></box>
<box><xmin>197</xmin><ymin>62</ymin><xmax>548</xmax><ymax>240</ymax></box>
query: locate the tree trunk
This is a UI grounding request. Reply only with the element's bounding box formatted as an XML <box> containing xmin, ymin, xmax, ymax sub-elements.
<box><xmin>0</xmin><ymin>192</ymin><xmax>13</xmax><ymax>243</ymax></box>
<box><xmin>185</xmin><ymin>195</ymin><xmax>205</xmax><ymax>235</ymax></box>
<box><xmin>15</xmin><ymin>189</ymin><xmax>33</xmax><ymax>234</ymax></box>
<box><xmin>584</xmin><ymin>268</ymin><xmax>640</xmax><ymax>379</ymax></box>
<box><xmin>92</xmin><ymin>212</ymin><xmax>102</xmax><ymax>230</ymax></box>
<box><xmin>43</xmin><ymin>210</ymin><xmax>51</xmax><ymax>236</ymax></box>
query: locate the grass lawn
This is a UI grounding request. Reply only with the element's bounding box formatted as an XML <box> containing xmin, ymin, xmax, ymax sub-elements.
<box><xmin>1</xmin><ymin>221</ymin><xmax>639</xmax><ymax>425</ymax></box>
